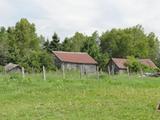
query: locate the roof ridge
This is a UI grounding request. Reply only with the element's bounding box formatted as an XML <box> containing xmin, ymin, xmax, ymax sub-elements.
<box><xmin>53</xmin><ymin>51</ymin><xmax>87</xmax><ymax>54</ymax></box>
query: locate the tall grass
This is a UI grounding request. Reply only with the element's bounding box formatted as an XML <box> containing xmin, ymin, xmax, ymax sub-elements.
<box><xmin>0</xmin><ymin>72</ymin><xmax>160</xmax><ymax>120</ymax></box>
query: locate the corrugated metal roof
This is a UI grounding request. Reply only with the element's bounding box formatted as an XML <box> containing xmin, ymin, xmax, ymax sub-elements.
<box><xmin>53</xmin><ymin>51</ymin><xmax>97</xmax><ymax>64</ymax></box>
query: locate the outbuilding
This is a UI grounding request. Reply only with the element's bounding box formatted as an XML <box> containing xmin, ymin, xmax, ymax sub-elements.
<box><xmin>53</xmin><ymin>51</ymin><xmax>98</xmax><ymax>74</ymax></box>
<box><xmin>107</xmin><ymin>58</ymin><xmax>157</xmax><ymax>74</ymax></box>
<box><xmin>5</xmin><ymin>63</ymin><xmax>22</xmax><ymax>73</ymax></box>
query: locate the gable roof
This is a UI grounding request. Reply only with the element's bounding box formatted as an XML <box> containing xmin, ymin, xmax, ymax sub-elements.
<box><xmin>139</xmin><ymin>59</ymin><xmax>157</xmax><ymax>68</ymax></box>
<box><xmin>5</xmin><ymin>63</ymin><xmax>21</xmax><ymax>72</ymax></box>
<box><xmin>111</xmin><ymin>58</ymin><xmax>157</xmax><ymax>69</ymax></box>
<box><xmin>53</xmin><ymin>51</ymin><xmax>97</xmax><ymax>64</ymax></box>
<box><xmin>112</xmin><ymin>58</ymin><xmax>127</xmax><ymax>69</ymax></box>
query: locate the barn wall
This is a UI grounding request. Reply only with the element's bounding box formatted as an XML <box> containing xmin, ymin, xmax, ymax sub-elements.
<box><xmin>107</xmin><ymin>60</ymin><xmax>127</xmax><ymax>74</ymax></box>
<box><xmin>54</xmin><ymin>56</ymin><xmax>97</xmax><ymax>74</ymax></box>
<box><xmin>63</xmin><ymin>63</ymin><xmax>97</xmax><ymax>74</ymax></box>
<box><xmin>107</xmin><ymin>60</ymin><xmax>119</xmax><ymax>74</ymax></box>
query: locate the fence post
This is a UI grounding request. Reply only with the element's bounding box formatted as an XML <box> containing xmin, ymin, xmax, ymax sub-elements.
<box><xmin>108</xmin><ymin>66</ymin><xmax>111</xmax><ymax>76</ymax></box>
<box><xmin>127</xmin><ymin>67</ymin><xmax>130</xmax><ymax>76</ymax></box>
<box><xmin>62</xmin><ymin>63</ymin><xmax>65</xmax><ymax>79</ymax></box>
<box><xmin>80</xmin><ymin>65</ymin><xmax>83</xmax><ymax>79</ymax></box>
<box><xmin>22</xmin><ymin>67</ymin><xmax>25</xmax><ymax>78</ymax></box>
<box><xmin>43</xmin><ymin>66</ymin><xmax>46</xmax><ymax>81</ymax></box>
<box><xmin>96</xmin><ymin>66</ymin><xmax>99</xmax><ymax>80</ymax></box>
<box><xmin>140</xmin><ymin>67</ymin><xmax>143</xmax><ymax>77</ymax></box>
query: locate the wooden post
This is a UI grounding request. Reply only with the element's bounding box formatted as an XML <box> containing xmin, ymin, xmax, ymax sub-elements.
<box><xmin>43</xmin><ymin>66</ymin><xmax>46</xmax><ymax>80</ymax></box>
<box><xmin>80</xmin><ymin>65</ymin><xmax>83</xmax><ymax>79</ymax></box>
<box><xmin>96</xmin><ymin>66</ymin><xmax>99</xmax><ymax>80</ymax></box>
<box><xmin>127</xmin><ymin>67</ymin><xmax>130</xmax><ymax>76</ymax></box>
<box><xmin>62</xmin><ymin>63</ymin><xmax>65</xmax><ymax>79</ymax></box>
<box><xmin>22</xmin><ymin>67</ymin><xmax>25</xmax><ymax>78</ymax></box>
<box><xmin>157</xmin><ymin>103</ymin><xmax>160</xmax><ymax>111</ymax></box>
<box><xmin>140</xmin><ymin>67</ymin><xmax>143</xmax><ymax>77</ymax></box>
<box><xmin>108</xmin><ymin>66</ymin><xmax>111</xmax><ymax>75</ymax></box>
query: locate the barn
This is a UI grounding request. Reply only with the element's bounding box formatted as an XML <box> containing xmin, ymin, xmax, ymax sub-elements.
<box><xmin>107</xmin><ymin>58</ymin><xmax>157</xmax><ymax>74</ymax></box>
<box><xmin>5</xmin><ymin>63</ymin><xmax>22</xmax><ymax>73</ymax></box>
<box><xmin>52</xmin><ymin>51</ymin><xmax>98</xmax><ymax>74</ymax></box>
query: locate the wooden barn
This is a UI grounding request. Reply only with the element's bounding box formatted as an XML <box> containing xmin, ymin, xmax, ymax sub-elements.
<box><xmin>52</xmin><ymin>51</ymin><xmax>98</xmax><ymax>74</ymax></box>
<box><xmin>107</xmin><ymin>58</ymin><xmax>157</xmax><ymax>74</ymax></box>
<box><xmin>5</xmin><ymin>63</ymin><xmax>22</xmax><ymax>73</ymax></box>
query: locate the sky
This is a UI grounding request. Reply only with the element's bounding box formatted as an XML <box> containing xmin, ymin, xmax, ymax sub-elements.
<box><xmin>0</xmin><ymin>0</ymin><xmax>160</xmax><ymax>40</ymax></box>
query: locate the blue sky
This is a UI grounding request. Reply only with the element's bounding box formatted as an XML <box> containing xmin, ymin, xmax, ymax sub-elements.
<box><xmin>0</xmin><ymin>0</ymin><xmax>160</xmax><ymax>40</ymax></box>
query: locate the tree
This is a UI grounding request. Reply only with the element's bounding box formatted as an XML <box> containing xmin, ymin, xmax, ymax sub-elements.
<box><xmin>0</xmin><ymin>27</ymin><xmax>9</xmax><ymax>65</ymax></box>
<box><xmin>5</xmin><ymin>18</ymin><xmax>55</xmax><ymax>72</ymax></box>
<box><xmin>100</xmin><ymin>25</ymin><xmax>159</xmax><ymax>60</ymax></box>
<box><xmin>61</xmin><ymin>37</ymin><xmax>72</xmax><ymax>51</ymax></box>
<box><xmin>11</xmin><ymin>18</ymin><xmax>40</xmax><ymax>64</ymax></box>
<box><xmin>49</xmin><ymin>32</ymin><xmax>60</xmax><ymax>51</ymax></box>
<box><xmin>147</xmin><ymin>32</ymin><xmax>160</xmax><ymax>65</ymax></box>
<box><xmin>61</xmin><ymin>32</ymin><xmax>87</xmax><ymax>52</ymax></box>
<box><xmin>43</xmin><ymin>39</ymin><xmax>51</xmax><ymax>52</ymax></box>
<box><xmin>81</xmin><ymin>31</ymin><xmax>109</xmax><ymax>70</ymax></box>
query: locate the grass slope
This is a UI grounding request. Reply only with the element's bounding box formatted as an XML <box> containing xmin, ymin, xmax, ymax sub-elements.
<box><xmin>0</xmin><ymin>72</ymin><xmax>160</xmax><ymax>120</ymax></box>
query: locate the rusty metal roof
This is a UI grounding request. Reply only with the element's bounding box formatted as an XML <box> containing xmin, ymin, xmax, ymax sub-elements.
<box><xmin>112</xmin><ymin>58</ymin><xmax>127</xmax><ymax>69</ymax></box>
<box><xmin>111</xmin><ymin>58</ymin><xmax>157</xmax><ymax>69</ymax></box>
<box><xmin>53</xmin><ymin>51</ymin><xmax>97</xmax><ymax>64</ymax></box>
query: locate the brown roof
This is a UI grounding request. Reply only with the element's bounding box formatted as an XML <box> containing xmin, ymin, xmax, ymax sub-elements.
<box><xmin>53</xmin><ymin>51</ymin><xmax>97</xmax><ymax>64</ymax></box>
<box><xmin>112</xmin><ymin>58</ymin><xmax>127</xmax><ymax>69</ymax></box>
<box><xmin>139</xmin><ymin>59</ymin><xmax>157</xmax><ymax>68</ymax></box>
<box><xmin>111</xmin><ymin>58</ymin><xmax>157</xmax><ymax>69</ymax></box>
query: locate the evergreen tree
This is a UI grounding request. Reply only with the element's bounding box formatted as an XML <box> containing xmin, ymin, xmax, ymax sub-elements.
<box><xmin>43</xmin><ymin>39</ymin><xmax>51</xmax><ymax>52</ymax></box>
<box><xmin>49</xmin><ymin>32</ymin><xmax>60</xmax><ymax>51</ymax></box>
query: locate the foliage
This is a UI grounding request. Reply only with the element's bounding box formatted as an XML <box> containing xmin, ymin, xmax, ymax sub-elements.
<box><xmin>43</xmin><ymin>39</ymin><xmax>50</xmax><ymax>52</ymax></box>
<box><xmin>62</xmin><ymin>32</ymin><xmax>87</xmax><ymax>52</ymax></box>
<box><xmin>100</xmin><ymin>25</ymin><xmax>160</xmax><ymax>67</ymax></box>
<box><xmin>126</xmin><ymin>56</ymin><xmax>142</xmax><ymax>72</ymax></box>
<box><xmin>20</xmin><ymin>50</ymin><xmax>55</xmax><ymax>72</ymax></box>
<box><xmin>0</xmin><ymin>65</ymin><xmax>4</xmax><ymax>72</ymax></box>
<box><xmin>0</xmin><ymin>27</ymin><xmax>10</xmax><ymax>65</ymax></box>
<box><xmin>126</xmin><ymin>56</ymin><xmax>158</xmax><ymax>73</ymax></box>
<box><xmin>49</xmin><ymin>32</ymin><xmax>61</xmax><ymax>51</ymax></box>
<box><xmin>0</xmin><ymin>18</ymin><xmax>160</xmax><ymax>72</ymax></box>
<box><xmin>0</xmin><ymin>18</ymin><xmax>55</xmax><ymax>72</ymax></box>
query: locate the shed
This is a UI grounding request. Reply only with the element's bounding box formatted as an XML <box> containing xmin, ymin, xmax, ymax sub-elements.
<box><xmin>5</xmin><ymin>63</ymin><xmax>22</xmax><ymax>73</ymax></box>
<box><xmin>52</xmin><ymin>51</ymin><xmax>98</xmax><ymax>74</ymax></box>
<box><xmin>107</xmin><ymin>58</ymin><xmax>157</xmax><ymax>74</ymax></box>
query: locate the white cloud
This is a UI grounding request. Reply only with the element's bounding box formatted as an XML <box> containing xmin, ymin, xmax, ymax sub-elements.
<box><xmin>1</xmin><ymin>0</ymin><xmax>160</xmax><ymax>40</ymax></box>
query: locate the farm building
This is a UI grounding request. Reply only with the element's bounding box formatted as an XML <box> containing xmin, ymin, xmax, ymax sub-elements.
<box><xmin>5</xmin><ymin>63</ymin><xmax>22</xmax><ymax>73</ymax></box>
<box><xmin>107</xmin><ymin>58</ymin><xmax>157</xmax><ymax>74</ymax></box>
<box><xmin>52</xmin><ymin>51</ymin><xmax>98</xmax><ymax>74</ymax></box>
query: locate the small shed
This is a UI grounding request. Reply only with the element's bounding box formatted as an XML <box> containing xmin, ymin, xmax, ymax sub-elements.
<box><xmin>52</xmin><ymin>51</ymin><xmax>98</xmax><ymax>74</ymax></box>
<box><xmin>107</xmin><ymin>58</ymin><xmax>157</xmax><ymax>74</ymax></box>
<box><xmin>5</xmin><ymin>63</ymin><xmax>22</xmax><ymax>73</ymax></box>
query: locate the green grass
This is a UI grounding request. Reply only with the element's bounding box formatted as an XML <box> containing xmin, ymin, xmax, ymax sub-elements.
<box><xmin>0</xmin><ymin>72</ymin><xmax>160</xmax><ymax>120</ymax></box>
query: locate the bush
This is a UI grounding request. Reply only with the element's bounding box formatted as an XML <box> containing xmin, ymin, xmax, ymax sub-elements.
<box><xmin>0</xmin><ymin>65</ymin><xmax>4</xmax><ymax>73</ymax></box>
<box><xmin>126</xmin><ymin>56</ymin><xmax>158</xmax><ymax>73</ymax></box>
<box><xmin>126</xmin><ymin>56</ymin><xmax>141</xmax><ymax>73</ymax></box>
<box><xmin>20</xmin><ymin>51</ymin><xmax>56</xmax><ymax>73</ymax></box>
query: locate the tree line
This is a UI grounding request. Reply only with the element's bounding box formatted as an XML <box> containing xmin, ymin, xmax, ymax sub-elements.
<box><xmin>0</xmin><ymin>18</ymin><xmax>159</xmax><ymax>72</ymax></box>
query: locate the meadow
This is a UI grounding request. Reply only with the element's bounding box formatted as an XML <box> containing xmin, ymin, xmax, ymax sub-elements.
<box><xmin>0</xmin><ymin>72</ymin><xmax>160</xmax><ymax>120</ymax></box>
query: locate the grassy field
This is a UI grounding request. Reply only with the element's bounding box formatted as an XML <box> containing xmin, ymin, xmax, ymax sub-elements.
<box><xmin>0</xmin><ymin>72</ymin><xmax>160</xmax><ymax>120</ymax></box>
